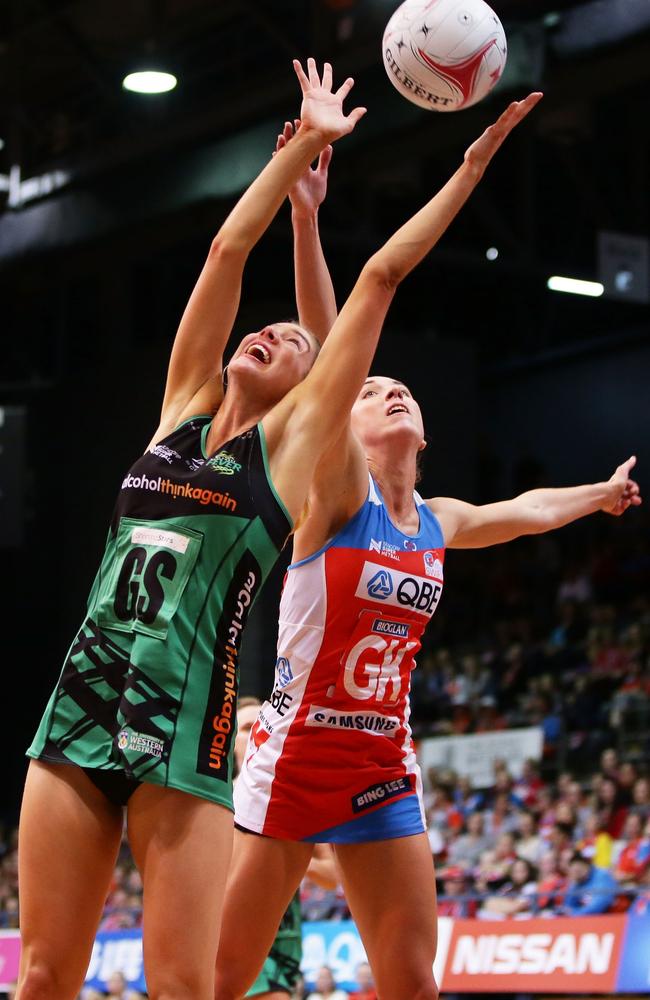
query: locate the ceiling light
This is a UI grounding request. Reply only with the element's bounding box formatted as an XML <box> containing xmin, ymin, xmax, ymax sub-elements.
<box><xmin>486</xmin><ymin>247</ymin><xmax>499</xmax><ymax>261</ymax></box>
<box><xmin>547</xmin><ymin>276</ymin><xmax>604</xmax><ymax>297</ymax></box>
<box><xmin>122</xmin><ymin>70</ymin><xmax>177</xmax><ymax>94</ymax></box>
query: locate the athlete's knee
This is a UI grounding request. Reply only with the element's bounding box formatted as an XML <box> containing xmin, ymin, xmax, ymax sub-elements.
<box><xmin>147</xmin><ymin>970</ymin><xmax>213</xmax><ymax>1000</ymax></box>
<box><xmin>16</xmin><ymin>959</ymin><xmax>81</xmax><ymax>1000</ymax></box>
<box><xmin>411</xmin><ymin>978</ymin><xmax>439</xmax><ymax>1000</ymax></box>
<box><xmin>214</xmin><ymin>967</ymin><xmax>246</xmax><ymax>1000</ymax></box>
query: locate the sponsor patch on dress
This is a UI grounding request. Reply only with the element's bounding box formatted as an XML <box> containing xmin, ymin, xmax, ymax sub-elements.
<box><xmin>351</xmin><ymin>776</ymin><xmax>414</xmax><ymax>813</ymax></box>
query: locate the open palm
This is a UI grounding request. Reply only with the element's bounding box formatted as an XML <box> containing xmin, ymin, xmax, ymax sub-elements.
<box><xmin>465</xmin><ymin>91</ymin><xmax>543</xmax><ymax>174</ymax></box>
<box><xmin>294</xmin><ymin>57</ymin><xmax>366</xmax><ymax>142</ymax></box>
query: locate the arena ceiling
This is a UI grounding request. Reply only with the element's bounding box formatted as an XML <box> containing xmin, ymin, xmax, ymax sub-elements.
<box><xmin>1</xmin><ymin>0</ymin><xmax>649</xmax><ymax>368</ymax></box>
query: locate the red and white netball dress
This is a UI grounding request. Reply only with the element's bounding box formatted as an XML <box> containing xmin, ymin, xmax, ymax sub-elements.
<box><xmin>235</xmin><ymin>475</ymin><xmax>445</xmax><ymax>842</ymax></box>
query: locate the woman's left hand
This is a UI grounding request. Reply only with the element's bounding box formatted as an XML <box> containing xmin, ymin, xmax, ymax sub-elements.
<box><xmin>602</xmin><ymin>455</ymin><xmax>642</xmax><ymax>516</ymax></box>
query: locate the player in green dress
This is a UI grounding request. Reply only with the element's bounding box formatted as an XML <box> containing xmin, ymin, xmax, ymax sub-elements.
<box><xmin>17</xmin><ymin>58</ymin><xmax>367</xmax><ymax>1000</ymax></box>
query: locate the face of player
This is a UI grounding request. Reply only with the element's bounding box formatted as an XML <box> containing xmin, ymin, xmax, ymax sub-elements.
<box><xmin>351</xmin><ymin>375</ymin><xmax>425</xmax><ymax>457</ymax></box>
<box><xmin>234</xmin><ymin>703</ymin><xmax>261</xmax><ymax>773</ymax></box>
<box><xmin>228</xmin><ymin>322</ymin><xmax>318</xmax><ymax>406</ymax></box>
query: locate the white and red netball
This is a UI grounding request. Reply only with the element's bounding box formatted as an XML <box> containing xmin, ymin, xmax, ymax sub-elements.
<box><xmin>382</xmin><ymin>0</ymin><xmax>507</xmax><ymax>112</ymax></box>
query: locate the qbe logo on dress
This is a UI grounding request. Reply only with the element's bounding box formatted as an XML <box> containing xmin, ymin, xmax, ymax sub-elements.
<box><xmin>366</xmin><ymin>568</ymin><xmax>393</xmax><ymax>599</ymax></box>
<box><xmin>355</xmin><ymin>561</ymin><xmax>443</xmax><ymax>617</ymax></box>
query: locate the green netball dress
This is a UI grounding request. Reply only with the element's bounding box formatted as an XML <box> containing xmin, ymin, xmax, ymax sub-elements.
<box><xmin>246</xmin><ymin>893</ymin><xmax>302</xmax><ymax>997</ymax></box>
<box><xmin>28</xmin><ymin>416</ymin><xmax>292</xmax><ymax>809</ymax></box>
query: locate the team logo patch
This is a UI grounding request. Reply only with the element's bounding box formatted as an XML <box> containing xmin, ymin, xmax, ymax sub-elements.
<box><xmin>423</xmin><ymin>551</ymin><xmax>444</xmax><ymax>579</ymax></box>
<box><xmin>206</xmin><ymin>451</ymin><xmax>242</xmax><ymax>475</ymax></box>
<box><xmin>276</xmin><ymin>656</ymin><xmax>293</xmax><ymax>688</ymax></box>
<box><xmin>351</xmin><ymin>776</ymin><xmax>414</xmax><ymax>813</ymax></box>
<box><xmin>371</xmin><ymin>618</ymin><xmax>410</xmax><ymax>638</ymax></box>
<box><xmin>404</xmin><ymin>539</ymin><xmax>417</xmax><ymax>551</ymax></box>
<box><xmin>366</xmin><ymin>569</ymin><xmax>393</xmax><ymax>599</ymax></box>
<box><xmin>116</xmin><ymin>728</ymin><xmax>165</xmax><ymax>760</ymax></box>
<box><xmin>369</xmin><ymin>538</ymin><xmax>400</xmax><ymax>560</ymax></box>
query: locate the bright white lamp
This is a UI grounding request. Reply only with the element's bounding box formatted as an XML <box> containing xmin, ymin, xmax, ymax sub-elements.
<box><xmin>122</xmin><ymin>70</ymin><xmax>177</xmax><ymax>94</ymax></box>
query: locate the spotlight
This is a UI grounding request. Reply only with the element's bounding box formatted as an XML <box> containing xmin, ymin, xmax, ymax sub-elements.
<box><xmin>547</xmin><ymin>276</ymin><xmax>604</xmax><ymax>297</ymax></box>
<box><xmin>122</xmin><ymin>70</ymin><xmax>177</xmax><ymax>94</ymax></box>
<box><xmin>486</xmin><ymin>247</ymin><xmax>499</xmax><ymax>261</ymax></box>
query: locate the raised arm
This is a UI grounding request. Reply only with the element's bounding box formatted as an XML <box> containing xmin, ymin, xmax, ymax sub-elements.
<box><xmin>432</xmin><ymin>456</ymin><xmax>642</xmax><ymax>548</ymax></box>
<box><xmin>276</xmin><ymin>120</ymin><xmax>338</xmax><ymax>343</ymax></box>
<box><xmin>265</xmin><ymin>92</ymin><xmax>543</xmax><ymax>523</ymax></box>
<box><xmin>156</xmin><ymin>59</ymin><xmax>365</xmax><ymax>436</ymax></box>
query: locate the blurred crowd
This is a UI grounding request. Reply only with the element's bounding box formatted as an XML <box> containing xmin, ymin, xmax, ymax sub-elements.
<box><xmin>1</xmin><ymin>513</ymin><xmax>648</xmax><ymax>998</ymax></box>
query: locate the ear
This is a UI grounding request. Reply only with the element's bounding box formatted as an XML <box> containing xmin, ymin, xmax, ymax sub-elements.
<box><xmin>418</xmin><ymin>437</ymin><xmax>427</xmax><ymax>453</ymax></box>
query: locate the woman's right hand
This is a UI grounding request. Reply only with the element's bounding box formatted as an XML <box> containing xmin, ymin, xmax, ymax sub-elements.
<box><xmin>293</xmin><ymin>57</ymin><xmax>366</xmax><ymax>143</ymax></box>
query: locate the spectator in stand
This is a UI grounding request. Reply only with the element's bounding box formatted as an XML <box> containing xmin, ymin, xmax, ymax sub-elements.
<box><xmin>536</xmin><ymin>851</ymin><xmax>567</xmax><ymax>914</ymax></box>
<box><xmin>104</xmin><ymin>971</ymin><xmax>137</xmax><ymax>999</ymax></box>
<box><xmin>348</xmin><ymin>963</ymin><xmax>377</xmax><ymax>1000</ymax></box>
<box><xmin>515</xmin><ymin>812</ymin><xmax>544</xmax><ymax>864</ymax></box>
<box><xmin>437</xmin><ymin>866</ymin><xmax>477</xmax><ymax>918</ymax></box>
<box><xmin>307</xmin><ymin>966</ymin><xmax>348</xmax><ymax>1000</ymax></box>
<box><xmin>577</xmin><ymin>810</ymin><xmax>614</xmax><ymax>869</ymax></box>
<box><xmin>453</xmin><ymin>775</ymin><xmax>485</xmax><ymax>817</ymax></box>
<box><xmin>483</xmin><ymin>791</ymin><xmax>520</xmax><ymax>839</ymax></box>
<box><xmin>513</xmin><ymin>759</ymin><xmax>544</xmax><ymax>809</ymax></box>
<box><xmin>618</xmin><ymin>762</ymin><xmax>638</xmax><ymax>805</ymax></box>
<box><xmin>598</xmin><ymin>777</ymin><xmax>629</xmax><ymax>838</ymax></box>
<box><xmin>536</xmin><ymin>787</ymin><xmax>558</xmax><ymax>841</ymax></box>
<box><xmin>479</xmin><ymin>858</ymin><xmax>538</xmax><ymax>919</ymax></box>
<box><xmin>600</xmin><ymin>748</ymin><xmax>620</xmax><ymax>782</ymax></box>
<box><xmin>562</xmin><ymin>781</ymin><xmax>592</xmax><ymax>839</ymax></box>
<box><xmin>548</xmin><ymin>821</ymin><xmax>576</xmax><ymax>872</ymax></box>
<box><xmin>613</xmin><ymin>813</ymin><xmax>648</xmax><ymax>885</ymax></box>
<box><xmin>426</xmin><ymin>781</ymin><xmax>464</xmax><ymax>838</ymax></box>
<box><xmin>477</xmin><ymin>832</ymin><xmax>518</xmax><ymax>887</ymax></box>
<box><xmin>630</xmin><ymin>776</ymin><xmax>650</xmax><ymax>820</ymax></box>
<box><xmin>560</xmin><ymin>853</ymin><xmax>618</xmax><ymax>916</ymax></box>
<box><xmin>447</xmin><ymin>812</ymin><xmax>493</xmax><ymax>870</ymax></box>
<box><xmin>98</xmin><ymin>889</ymin><xmax>135</xmax><ymax>931</ymax></box>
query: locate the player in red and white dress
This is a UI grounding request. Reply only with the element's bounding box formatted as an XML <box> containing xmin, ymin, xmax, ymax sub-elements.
<box><xmin>235</xmin><ymin>473</ymin><xmax>445</xmax><ymax>843</ymax></box>
<box><xmin>215</xmin><ymin>94</ymin><xmax>638</xmax><ymax>1000</ymax></box>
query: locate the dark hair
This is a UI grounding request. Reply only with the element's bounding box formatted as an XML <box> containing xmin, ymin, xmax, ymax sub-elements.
<box><xmin>569</xmin><ymin>851</ymin><xmax>590</xmax><ymax>866</ymax></box>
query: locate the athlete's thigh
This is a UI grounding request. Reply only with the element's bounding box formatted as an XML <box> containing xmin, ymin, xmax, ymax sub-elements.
<box><xmin>17</xmin><ymin>760</ymin><xmax>124</xmax><ymax>999</ymax></box>
<box><xmin>127</xmin><ymin>783</ymin><xmax>234</xmax><ymax>1000</ymax></box>
<box><xmin>215</xmin><ymin>830</ymin><xmax>313</xmax><ymax>999</ymax></box>
<box><xmin>334</xmin><ymin>833</ymin><xmax>438</xmax><ymax>1000</ymax></box>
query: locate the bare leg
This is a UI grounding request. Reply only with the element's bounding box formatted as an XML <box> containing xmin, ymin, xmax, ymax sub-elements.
<box><xmin>334</xmin><ymin>833</ymin><xmax>438</xmax><ymax>1000</ymax></box>
<box><xmin>16</xmin><ymin>760</ymin><xmax>124</xmax><ymax>1000</ymax></box>
<box><xmin>214</xmin><ymin>831</ymin><xmax>314</xmax><ymax>1000</ymax></box>
<box><xmin>127</xmin><ymin>784</ymin><xmax>234</xmax><ymax>1000</ymax></box>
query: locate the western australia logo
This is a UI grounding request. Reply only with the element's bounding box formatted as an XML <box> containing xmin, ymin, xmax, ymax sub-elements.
<box><xmin>116</xmin><ymin>728</ymin><xmax>165</xmax><ymax>759</ymax></box>
<box><xmin>367</xmin><ymin>569</ymin><xmax>393</xmax><ymax>600</ymax></box>
<box><xmin>206</xmin><ymin>451</ymin><xmax>242</xmax><ymax>476</ymax></box>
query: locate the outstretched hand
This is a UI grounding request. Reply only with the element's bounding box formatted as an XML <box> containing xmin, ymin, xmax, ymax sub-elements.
<box><xmin>293</xmin><ymin>57</ymin><xmax>366</xmax><ymax>143</ymax></box>
<box><xmin>602</xmin><ymin>456</ymin><xmax>642</xmax><ymax>516</ymax></box>
<box><xmin>274</xmin><ymin>119</ymin><xmax>333</xmax><ymax>216</ymax></box>
<box><xmin>464</xmin><ymin>92</ymin><xmax>543</xmax><ymax>175</ymax></box>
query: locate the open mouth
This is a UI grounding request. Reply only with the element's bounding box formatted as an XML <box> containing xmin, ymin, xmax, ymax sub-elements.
<box><xmin>387</xmin><ymin>404</ymin><xmax>408</xmax><ymax>415</ymax></box>
<box><xmin>245</xmin><ymin>343</ymin><xmax>271</xmax><ymax>365</ymax></box>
